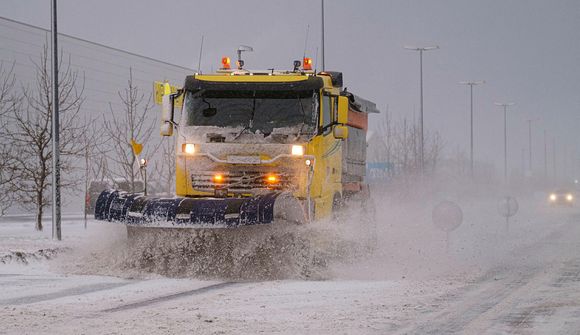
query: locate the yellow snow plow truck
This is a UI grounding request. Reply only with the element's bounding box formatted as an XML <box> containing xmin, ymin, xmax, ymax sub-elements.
<box><xmin>95</xmin><ymin>56</ymin><xmax>379</xmax><ymax>229</ymax></box>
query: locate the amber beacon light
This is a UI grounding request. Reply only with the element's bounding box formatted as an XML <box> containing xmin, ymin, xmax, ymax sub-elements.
<box><xmin>221</xmin><ymin>56</ymin><xmax>231</xmax><ymax>70</ymax></box>
<box><xmin>303</xmin><ymin>57</ymin><xmax>312</xmax><ymax>70</ymax></box>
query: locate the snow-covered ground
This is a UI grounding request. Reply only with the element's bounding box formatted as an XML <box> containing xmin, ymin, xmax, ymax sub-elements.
<box><xmin>1</xmin><ymin>193</ymin><xmax>579</xmax><ymax>334</ymax></box>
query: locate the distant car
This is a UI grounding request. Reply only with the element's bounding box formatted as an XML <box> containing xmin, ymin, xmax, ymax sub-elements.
<box><xmin>548</xmin><ymin>189</ymin><xmax>575</xmax><ymax>207</ymax></box>
<box><xmin>85</xmin><ymin>179</ymin><xmax>144</xmax><ymax>215</ymax></box>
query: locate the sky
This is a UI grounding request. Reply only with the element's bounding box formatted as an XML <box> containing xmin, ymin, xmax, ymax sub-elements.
<box><xmin>1</xmin><ymin>0</ymin><xmax>579</xmax><ymax>177</ymax></box>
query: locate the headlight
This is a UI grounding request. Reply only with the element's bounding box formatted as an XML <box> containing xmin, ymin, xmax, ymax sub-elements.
<box><xmin>566</xmin><ymin>194</ymin><xmax>573</xmax><ymax>201</ymax></box>
<box><xmin>549</xmin><ymin>194</ymin><xmax>557</xmax><ymax>201</ymax></box>
<box><xmin>291</xmin><ymin>145</ymin><xmax>304</xmax><ymax>156</ymax></box>
<box><xmin>182</xmin><ymin>143</ymin><xmax>195</xmax><ymax>154</ymax></box>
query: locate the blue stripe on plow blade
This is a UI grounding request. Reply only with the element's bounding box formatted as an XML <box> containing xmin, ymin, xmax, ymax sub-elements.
<box><xmin>94</xmin><ymin>190</ymin><xmax>281</xmax><ymax>227</ymax></box>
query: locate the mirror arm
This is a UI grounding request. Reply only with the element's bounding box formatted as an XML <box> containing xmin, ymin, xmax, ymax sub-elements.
<box><xmin>167</xmin><ymin>89</ymin><xmax>183</xmax><ymax>127</ymax></box>
<box><xmin>319</xmin><ymin>121</ymin><xmax>345</xmax><ymax>135</ymax></box>
<box><xmin>168</xmin><ymin>95</ymin><xmax>177</xmax><ymax>126</ymax></box>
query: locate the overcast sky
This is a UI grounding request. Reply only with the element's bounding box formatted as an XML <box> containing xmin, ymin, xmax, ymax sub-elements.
<box><xmin>1</xmin><ymin>0</ymin><xmax>579</xmax><ymax>176</ymax></box>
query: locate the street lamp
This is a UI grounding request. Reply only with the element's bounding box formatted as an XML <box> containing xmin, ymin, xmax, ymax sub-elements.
<box><xmin>494</xmin><ymin>102</ymin><xmax>516</xmax><ymax>181</ymax></box>
<box><xmin>459</xmin><ymin>80</ymin><xmax>485</xmax><ymax>177</ymax></box>
<box><xmin>544</xmin><ymin>129</ymin><xmax>548</xmax><ymax>180</ymax></box>
<box><xmin>404</xmin><ymin>45</ymin><xmax>439</xmax><ymax>174</ymax></box>
<box><xmin>50</xmin><ymin>0</ymin><xmax>61</xmax><ymax>241</ymax></box>
<box><xmin>525</xmin><ymin>118</ymin><xmax>540</xmax><ymax>175</ymax></box>
<box><xmin>139</xmin><ymin>158</ymin><xmax>148</xmax><ymax>196</ymax></box>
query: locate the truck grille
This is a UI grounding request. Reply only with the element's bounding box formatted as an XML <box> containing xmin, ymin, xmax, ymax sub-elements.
<box><xmin>191</xmin><ymin>170</ymin><xmax>294</xmax><ymax>192</ymax></box>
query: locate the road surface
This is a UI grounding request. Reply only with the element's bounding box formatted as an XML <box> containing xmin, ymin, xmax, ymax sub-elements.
<box><xmin>1</xmin><ymin>200</ymin><xmax>579</xmax><ymax>334</ymax></box>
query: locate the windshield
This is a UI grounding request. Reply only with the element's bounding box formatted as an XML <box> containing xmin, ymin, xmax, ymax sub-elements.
<box><xmin>184</xmin><ymin>90</ymin><xmax>318</xmax><ymax>136</ymax></box>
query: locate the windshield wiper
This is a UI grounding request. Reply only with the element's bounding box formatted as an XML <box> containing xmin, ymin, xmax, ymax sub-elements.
<box><xmin>233</xmin><ymin>91</ymin><xmax>257</xmax><ymax>140</ymax></box>
<box><xmin>294</xmin><ymin>95</ymin><xmax>307</xmax><ymax>140</ymax></box>
<box><xmin>201</xmin><ymin>96</ymin><xmax>217</xmax><ymax>117</ymax></box>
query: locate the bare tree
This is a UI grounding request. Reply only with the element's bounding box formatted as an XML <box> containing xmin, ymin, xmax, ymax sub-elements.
<box><xmin>0</xmin><ymin>62</ymin><xmax>16</xmax><ymax>114</ymax></box>
<box><xmin>81</xmin><ymin>117</ymin><xmax>106</xmax><ymax>216</ymax></box>
<box><xmin>103</xmin><ymin>68</ymin><xmax>157</xmax><ymax>193</ymax></box>
<box><xmin>373</xmin><ymin>112</ymin><xmax>444</xmax><ymax>180</ymax></box>
<box><xmin>6</xmin><ymin>45</ymin><xmax>87</xmax><ymax>230</ymax></box>
<box><xmin>423</xmin><ymin>129</ymin><xmax>443</xmax><ymax>173</ymax></box>
<box><xmin>375</xmin><ymin>107</ymin><xmax>394</xmax><ymax>177</ymax></box>
<box><xmin>152</xmin><ymin>137</ymin><xmax>176</xmax><ymax>195</ymax></box>
<box><xmin>0</xmin><ymin>62</ymin><xmax>19</xmax><ymax>215</ymax></box>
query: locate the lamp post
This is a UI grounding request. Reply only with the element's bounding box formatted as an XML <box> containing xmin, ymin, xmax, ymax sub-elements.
<box><xmin>51</xmin><ymin>0</ymin><xmax>61</xmax><ymax>241</ymax></box>
<box><xmin>544</xmin><ymin>129</ymin><xmax>548</xmax><ymax>180</ymax></box>
<box><xmin>495</xmin><ymin>102</ymin><xmax>515</xmax><ymax>181</ymax></box>
<box><xmin>526</xmin><ymin>118</ymin><xmax>540</xmax><ymax>175</ymax></box>
<box><xmin>140</xmin><ymin>158</ymin><xmax>148</xmax><ymax>196</ymax></box>
<box><xmin>459</xmin><ymin>81</ymin><xmax>485</xmax><ymax>177</ymax></box>
<box><xmin>404</xmin><ymin>45</ymin><xmax>439</xmax><ymax>174</ymax></box>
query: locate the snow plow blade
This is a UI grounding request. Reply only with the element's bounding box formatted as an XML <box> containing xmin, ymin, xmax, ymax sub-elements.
<box><xmin>94</xmin><ymin>190</ymin><xmax>307</xmax><ymax>227</ymax></box>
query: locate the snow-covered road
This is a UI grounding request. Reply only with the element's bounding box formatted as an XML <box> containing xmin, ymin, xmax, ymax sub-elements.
<box><xmin>1</xmin><ymin>198</ymin><xmax>579</xmax><ymax>334</ymax></box>
<box><xmin>399</xmin><ymin>216</ymin><xmax>580</xmax><ymax>334</ymax></box>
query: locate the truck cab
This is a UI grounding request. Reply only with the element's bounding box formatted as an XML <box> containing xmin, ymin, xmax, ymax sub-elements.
<box><xmin>160</xmin><ymin>63</ymin><xmax>378</xmax><ymax>221</ymax></box>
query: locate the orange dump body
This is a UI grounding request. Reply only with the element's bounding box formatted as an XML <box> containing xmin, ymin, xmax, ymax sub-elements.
<box><xmin>347</xmin><ymin>109</ymin><xmax>369</xmax><ymax>131</ymax></box>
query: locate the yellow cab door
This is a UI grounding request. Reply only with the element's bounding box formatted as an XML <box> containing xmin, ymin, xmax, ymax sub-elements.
<box><xmin>312</xmin><ymin>93</ymin><xmax>343</xmax><ymax>218</ymax></box>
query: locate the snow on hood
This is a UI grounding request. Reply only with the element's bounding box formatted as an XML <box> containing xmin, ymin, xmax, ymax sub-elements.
<box><xmin>179</xmin><ymin>125</ymin><xmax>315</xmax><ymax>145</ymax></box>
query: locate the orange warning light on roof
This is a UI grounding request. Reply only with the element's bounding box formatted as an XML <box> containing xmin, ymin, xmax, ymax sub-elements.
<box><xmin>221</xmin><ymin>57</ymin><xmax>231</xmax><ymax>70</ymax></box>
<box><xmin>303</xmin><ymin>57</ymin><xmax>312</xmax><ymax>70</ymax></box>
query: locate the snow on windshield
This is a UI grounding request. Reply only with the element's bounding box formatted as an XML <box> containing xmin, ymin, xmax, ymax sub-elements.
<box><xmin>183</xmin><ymin>90</ymin><xmax>318</xmax><ymax>136</ymax></box>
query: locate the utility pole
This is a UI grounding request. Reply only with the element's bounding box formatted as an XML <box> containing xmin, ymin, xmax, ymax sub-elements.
<box><xmin>51</xmin><ymin>0</ymin><xmax>62</xmax><ymax>241</ymax></box>
<box><xmin>495</xmin><ymin>102</ymin><xmax>515</xmax><ymax>182</ymax></box>
<box><xmin>544</xmin><ymin>129</ymin><xmax>548</xmax><ymax>180</ymax></box>
<box><xmin>459</xmin><ymin>81</ymin><xmax>484</xmax><ymax>177</ymax></box>
<box><xmin>404</xmin><ymin>45</ymin><xmax>439</xmax><ymax>174</ymax></box>
<box><xmin>321</xmin><ymin>0</ymin><xmax>325</xmax><ymax>71</ymax></box>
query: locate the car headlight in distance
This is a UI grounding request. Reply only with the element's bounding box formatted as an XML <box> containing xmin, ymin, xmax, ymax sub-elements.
<box><xmin>182</xmin><ymin>143</ymin><xmax>195</xmax><ymax>154</ymax></box>
<box><xmin>566</xmin><ymin>194</ymin><xmax>574</xmax><ymax>201</ymax></box>
<box><xmin>291</xmin><ymin>145</ymin><xmax>304</xmax><ymax>156</ymax></box>
<box><xmin>549</xmin><ymin>194</ymin><xmax>557</xmax><ymax>201</ymax></box>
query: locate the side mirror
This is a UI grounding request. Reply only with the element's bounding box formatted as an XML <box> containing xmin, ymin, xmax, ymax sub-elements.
<box><xmin>333</xmin><ymin>125</ymin><xmax>348</xmax><ymax>140</ymax></box>
<box><xmin>160</xmin><ymin>122</ymin><xmax>173</xmax><ymax>136</ymax></box>
<box><xmin>161</xmin><ymin>93</ymin><xmax>174</xmax><ymax>123</ymax></box>
<box><xmin>337</xmin><ymin>96</ymin><xmax>349</xmax><ymax>124</ymax></box>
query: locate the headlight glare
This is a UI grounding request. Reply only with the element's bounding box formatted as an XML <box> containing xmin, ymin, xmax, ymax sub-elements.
<box><xmin>291</xmin><ymin>145</ymin><xmax>304</xmax><ymax>156</ymax></box>
<box><xmin>183</xmin><ymin>143</ymin><xmax>195</xmax><ymax>154</ymax></box>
